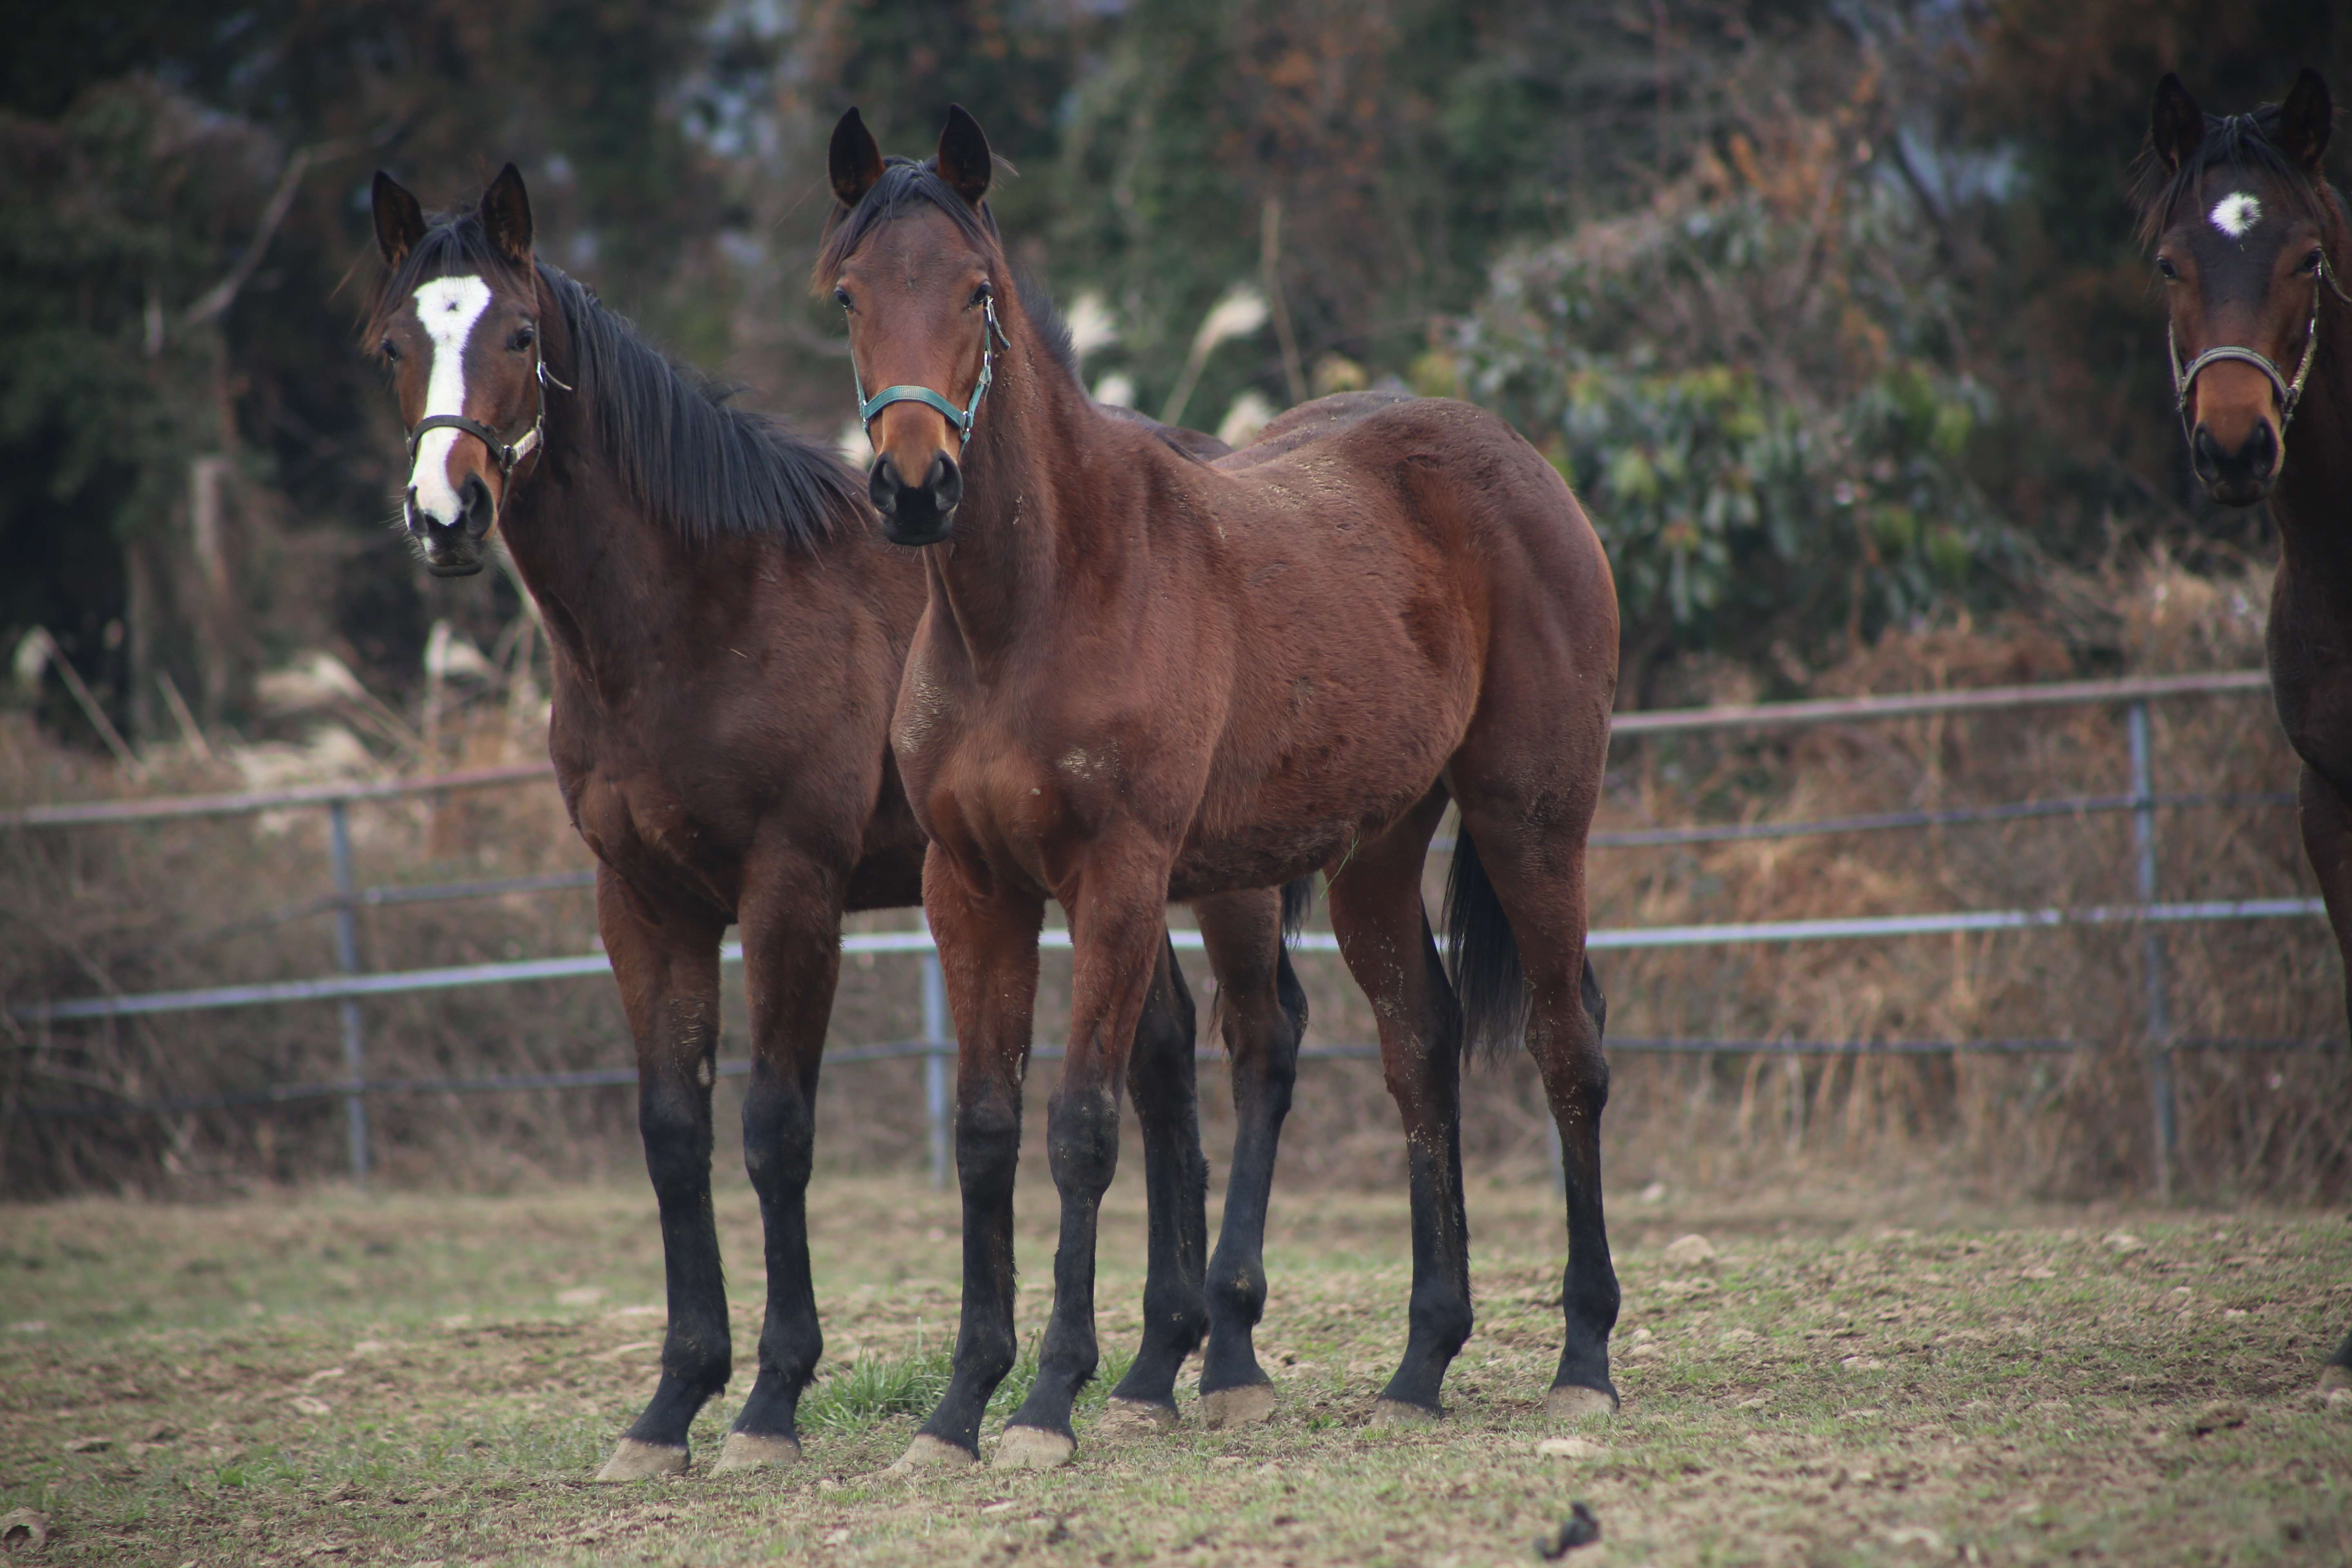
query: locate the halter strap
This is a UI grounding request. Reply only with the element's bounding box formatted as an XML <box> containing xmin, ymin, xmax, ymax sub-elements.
<box><xmin>406</xmin><ymin>359</ymin><xmax>566</xmax><ymax>476</ymax></box>
<box><xmin>852</xmin><ymin>294</ymin><xmax>1011</xmax><ymax>439</ymax></box>
<box><xmin>2169</xmin><ymin>250</ymin><xmax>2352</xmax><ymax>438</ymax></box>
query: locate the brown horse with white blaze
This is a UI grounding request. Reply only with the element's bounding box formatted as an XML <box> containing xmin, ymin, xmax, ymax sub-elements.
<box><xmin>368</xmin><ymin>163</ymin><xmax>1301</xmax><ymax>1478</ymax></box>
<box><xmin>2138</xmin><ymin>69</ymin><xmax>2352</xmax><ymax>1393</ymax></box>
<box><xmin>821</xmin><ymin>107</ymin><xmax>1621</xmax><ymax>1472</ymax></box>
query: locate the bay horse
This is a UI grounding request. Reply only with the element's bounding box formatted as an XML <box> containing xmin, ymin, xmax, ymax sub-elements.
<box><xmin>2138</xmin><ymin>69</ymin><xmax>2352</xmax><ymax>1393</ymax></box>
<box><xmin>821</xmin><ymin>107</ymin><xmax>1620</xmax><ymax>1472</ymax></box>
<box><xmin>367</xmin><ymin>165</ymin><xmax>1306</xmax><ymax>1478</ymax></box>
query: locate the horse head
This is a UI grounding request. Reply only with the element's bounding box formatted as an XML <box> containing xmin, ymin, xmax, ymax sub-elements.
<box><xmin>2142</xmin><ymin>70</ymin><xmax>2343</xmax><ymax>507</ymax></box>
<box><xmin>819</xmin><ymin>106</ymin><xmax>1007</xmax><ymax>548</ymax></box>
<box><xmin>369</xmin><ymin>165</ymin><xmax>555</xmax><ymax>576</ymax></box>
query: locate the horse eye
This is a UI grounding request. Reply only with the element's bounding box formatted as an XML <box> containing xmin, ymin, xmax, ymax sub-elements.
<box><xmin>2156</xmin><ymin>256</ymin><xmax>2178</xmax><ymax>281</ymax></box>
<box><xmin>381</xmin><ymin>338</ymin><xmax>400</xmax><ymax>360</ymax></box>
<box><xmin>510</xmin><ymin>325</ymin><xmax>535</xmax><ymax>351</ymax></box>
<box><xmin>833</xmin><ymin>286</ymin><xmax>853</xmax><ymax>311</ymax></box>
<box><xmin>971</xmin><ymin>283</ymin><xmax>993</xmax><ymax>308</ymax></box>
<box><xmin>2301</xmin><ymin>248</ymin><xmax>2324</xmax><ymax>274</ymax></box>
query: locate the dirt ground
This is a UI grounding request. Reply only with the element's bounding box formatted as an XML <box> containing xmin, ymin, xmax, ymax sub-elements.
<box><xmin>2</xmin><ymin>1169</ymin><xmax>2347</xmax><ymax>1566</ymax></box>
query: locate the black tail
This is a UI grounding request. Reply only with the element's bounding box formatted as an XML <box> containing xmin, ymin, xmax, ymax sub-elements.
<box><xmin>1279</xmin><ymin>876</ymin><xmax>1315</xmax><ymax>943</ymax></box>
<box><xmin>1443</xmin><ymin>829</ymin><xmax>1529</xmax><ymax>1062</ymax></box>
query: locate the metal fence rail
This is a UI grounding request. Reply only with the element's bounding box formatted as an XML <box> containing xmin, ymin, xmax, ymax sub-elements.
<box><xmin>6</xmin><ymin>667</ymin><xmax>2327</xmax><ymax>1194</ymax></box>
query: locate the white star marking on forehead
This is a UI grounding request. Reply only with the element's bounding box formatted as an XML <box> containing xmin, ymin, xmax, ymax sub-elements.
<box><xmin>2209</xmin><ymin>192</ymin><xmax>2263</xmax><ymax>239</ymax></box>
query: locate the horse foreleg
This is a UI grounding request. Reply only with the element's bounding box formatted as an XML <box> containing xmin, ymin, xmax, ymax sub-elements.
<box><xmin>1327</xmin><ymin>795</ymin><xmax>1472</xmax><ymax>1424</ymax></box>
<box><xmin>2297</xmin><ymin>760</ymin><xmax>2352</xmax><ymax>1392</ymax></box>
<box><xmin>997</xmin><ymin>858</ymin><xmax>1173</xmax><ymax>1469</ymax></box>
<box><xmin>714</xmin><ymin>860</ymin><xmax>846</xmax><ymax>1471</ymax></box>
<box><xmin>1191</xmin><ymin>886</ymin><xmax>1306</xmax><ymax>1429</ymax></box>
<box><xmin>592</xmin><ymin>866</ymin><xmax>731</xmax><ymax>1481</ymax></box>
<box><xmin>895</xmin><ymin>850</ymin><xmax>1044</xmax><ymax>1471</ymax></box>
<box><xmin>1103</xmin><ymin>934</ymin><xmax>1210</xmax><ymax>1430</ymax></box>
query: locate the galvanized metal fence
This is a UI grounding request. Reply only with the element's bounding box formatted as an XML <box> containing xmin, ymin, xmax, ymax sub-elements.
<box><xmin>6</xmin><ymin>668</ymin><xmax>2331</xmax><ymax>1196</ymax></box>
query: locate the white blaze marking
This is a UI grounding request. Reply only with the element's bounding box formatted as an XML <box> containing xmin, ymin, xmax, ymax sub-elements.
<box><xmin>408</xmin><ymin>276</ymin><xmax>494</xmax><ymax>526</ymax></box>
<box><xmin>2209</xmin><ymin>192</ymin><xmax>2263</xmax><ymax>239</ymax></box>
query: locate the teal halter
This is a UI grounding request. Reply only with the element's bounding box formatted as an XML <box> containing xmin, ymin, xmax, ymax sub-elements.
<box><xmin>853</xmin><ymin>293</ymin><xmax>1012</xmax><ymax>439</ymax></box>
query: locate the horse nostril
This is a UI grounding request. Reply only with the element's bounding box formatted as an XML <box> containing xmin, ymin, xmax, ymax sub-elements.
<box><xmin>460</xmin><ymin>473</ymin><xmax>495</xmax><ymax>539</ymax></box>
<box><xmin>928</xmin><ymin>454</ymin><xmax>962</xmax><ymax>512</ymax></box>
<box><xmin>2248</xmin><ymin>421</ymin><xmax>2278</xmax><ymax>476</ymax></box>
<box><xmin>868</xmin><ymin>457</ymin><xmax>900</xmax><ymax>516</ymax></box>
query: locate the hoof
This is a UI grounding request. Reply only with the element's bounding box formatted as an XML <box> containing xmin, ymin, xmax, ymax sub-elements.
<box><xmin>592</xmin><ymin>1437</ymin><xmax>688</xmax><ymax>1482</ymax></box>
<box><xmin>711</xmin><ymin>1431</ymin><xmax>802</xmax><ymax>1474</ymax></box>
<box><xmin>2320</xmin><ymin>1364</ymin><xmax>2352</xmax><ymax>1393</ymax></box>
<box><xmin>1097</xmin><ymin>1398</ymin><xmax>1179</xmax><ymax>1434</ymax></box>
<box><xmin>991</xmin><ymin>1425</ymin><xmax>1076</xmax><ymax>1470</ymax></box>
<box><xmin>1545</xmin><ymin>1384</ymin><xmax>1620</xmax><ymax>1421</ymax></box>
<box><xmin>885</xmin><ymin>1433</ymin><xmax>978</xmax><ymax>1475</ymax></box>
<box><xmin>1368</xmin><ymin>1398</ymin><xmax>1439</xmax><ymax>1428</ymax></box>
<box><xmin>1199</xmin><ymin>1383</ymin><xmax>1277</xmax><ymax>1430</ymax></box>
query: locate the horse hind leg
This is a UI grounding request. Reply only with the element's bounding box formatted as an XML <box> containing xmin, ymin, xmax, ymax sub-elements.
<box><xmin>1190</xmin><ymin>884</ymin><xmax>1307</xmax><ymax>1429</ymax></box>
<box><xmin>591</xmin><ymin>868</ymin><xmax>732</xmax><ymax>1480</ymax></box>
<box><xmin>1325</xmin><ymin>793</ymin><xmax>1474</xmax><ymax>1423</ymax></box>
<box><xmin>1102</xmin><ymin>933</ymin><xmax>1210</xmax><ymax>1431</ymax></box>
<box><xmin>1446</xmin><ymin>796</ymin><xmax>1618</xmax><ymax>1419</ymax></box>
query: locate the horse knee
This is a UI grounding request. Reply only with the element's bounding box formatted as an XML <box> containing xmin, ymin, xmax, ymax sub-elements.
<box><xmin>1047</xmin><ymin>1082</ymin><xmax>1120</xmax><ymax>1196</ymax></box>
<box><xmin>740</xmin><ymin>1067</ymin><xmax>815</xmax><ymax>1195</ymax></box>
<box><xmin>638</xmin><ymin>1079</ymin><xmax>712</xmax><ymax>1199</ymax></box>
<box><xmin>955</xmin><ymin>1088</ymin><xmax>1022</xmax><ymax>1198</ymax></box>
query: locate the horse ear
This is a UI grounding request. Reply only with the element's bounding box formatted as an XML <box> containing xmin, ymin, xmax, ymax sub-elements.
<box><xmin>2275</xmin><ymin>69</ymin><xmax>2333</xmax><ymax>172</ymax></box>
<box><xmin>2150</xmin><ymin>74</ymin><xmax>2205</xmax><ymax>173</ymax></box>
<box><xmin>830</xmin><ymin>108</ymin><xmax>884</xmax><ymax>208</ymax></box>
<box><xmin>935</xmin><ymin>104</ymin><xmax>993</xmax><ymax>207</ymax></box>
<box><xmin>372</xmin><ymin>171</ymin><xmax>426</xmax><ymax>268</ymax></box>
<box><xmin>481</xmin><ymin>163</ymin><xmax>534</xmax><ymax>267</ymax></box>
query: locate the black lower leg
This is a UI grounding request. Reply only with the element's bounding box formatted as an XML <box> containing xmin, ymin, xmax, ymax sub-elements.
<box><xmin>1550</xmin><ymin>966</ymin><xmax>1619</xmax><ymax>1401</ymax></box>
<box><xmin>624</xmin><ymin>1054</ymin><xmax>732</xmax><ymax>1449</ymax></box>
<box><xmin>1009</xmin><ymin>1078</ymin><xmax>1122</xmax><ymax>1439</ymax></box>
<box><xmin>1200</xmin><ymin>948</ymin><xmax>1305</xmax><ymax>1397</ymax></box>
<box><xmin>1110</xmin><ymin>942</ymin><xmax>1208</xmax><ymax>1411</ymax></box>
<box><xmin>1381</xmin><ymin>938</ymin><xmax>1472</xmax><ymax>1414</ymax></box>
<box><xmin>918</xmin><ymin>1083</ymin><xmax>1023</xmax><ymax>1456</ymax></box>
<box><xmin>732</xmin><ymin>1057</ymin><xmax>822</xmax><ymax>1442</ymax></box>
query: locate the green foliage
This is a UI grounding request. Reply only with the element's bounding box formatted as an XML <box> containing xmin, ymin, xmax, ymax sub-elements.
<box><xmin>1459</xmin><ymin>140</ymin><xmax>2027</xmax><ymax>670</ymax></box>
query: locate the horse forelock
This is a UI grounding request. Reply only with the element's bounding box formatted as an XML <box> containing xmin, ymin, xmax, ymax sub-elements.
<box><xmin>2132</xmin><ymin>103</ymin><xmax>2334</xmax><ymax>248</ymax></box>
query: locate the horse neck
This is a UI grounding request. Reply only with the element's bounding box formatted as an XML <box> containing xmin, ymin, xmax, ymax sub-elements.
<box><xmin>2273</xmin><ymin>187</ymin><xmax>2352</xmax><ymax>575</ymax></box>
<box><xmin>492</xmin><ymin>276</ymin><xmax>718</xmax><ymax>696</ymax></box>
<box><xmin>924</xmin><ymin>335</ymin><xmax>1100</xmax><ymax>675</ymax></box>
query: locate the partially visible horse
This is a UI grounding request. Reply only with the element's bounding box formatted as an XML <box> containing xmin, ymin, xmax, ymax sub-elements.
<box><xmin>365</xmin><ymin>164</ymin><xmax>1304</xmax><ymax>1477</ymax></box>
<box><xmin>820</xmin><ymin>107</ymin><xmax>1620</xmax><ymax>1472</ymax></box>
<box><xmin>2137</xmin><ymin>69</ymin><xmax>2352</xmax><ymax>1392</ymax></box>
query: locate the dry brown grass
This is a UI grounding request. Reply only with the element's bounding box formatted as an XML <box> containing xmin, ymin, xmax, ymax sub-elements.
<box><xmin>2</xmin><ymin>560</ymin><xmax>2343</xmax><ymax>1203</ymax></box>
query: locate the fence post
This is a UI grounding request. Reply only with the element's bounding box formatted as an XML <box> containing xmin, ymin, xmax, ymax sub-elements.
<box><xmin>2128</xmin><ymin>701</ymin><xmax>2177</xmax><ymax>1198</ymax></box>
<box><xmin>327</xmin><ymin>799</ymin><xmax>371</xmax><ymax>1185</ymax></box>
<box><xmin>920</xmin><ymin>911</ymin><xmax>951</xmax><ymax>1192</ymax></box>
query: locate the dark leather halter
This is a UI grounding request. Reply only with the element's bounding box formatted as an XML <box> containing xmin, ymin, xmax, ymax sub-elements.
<box><xmin>406</xmin><ymin>359</ymin><xmax>568</xmax><ymax>477</ymax></box>
<box><xmin>2170</xmin><ymin>249</ymin><xmax>2352</xmax><ymax>441</ymax></box>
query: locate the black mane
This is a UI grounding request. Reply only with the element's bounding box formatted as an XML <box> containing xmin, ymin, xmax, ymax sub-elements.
<box><xmin>369</xmin><ymin>208</ymin><xmax>862</xmax><ymax>550</ymax></box>
<box><xmin>2132</xmin><ymin>101</ymin><xmax>2333</xmax><ymax>245</ymax></box>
